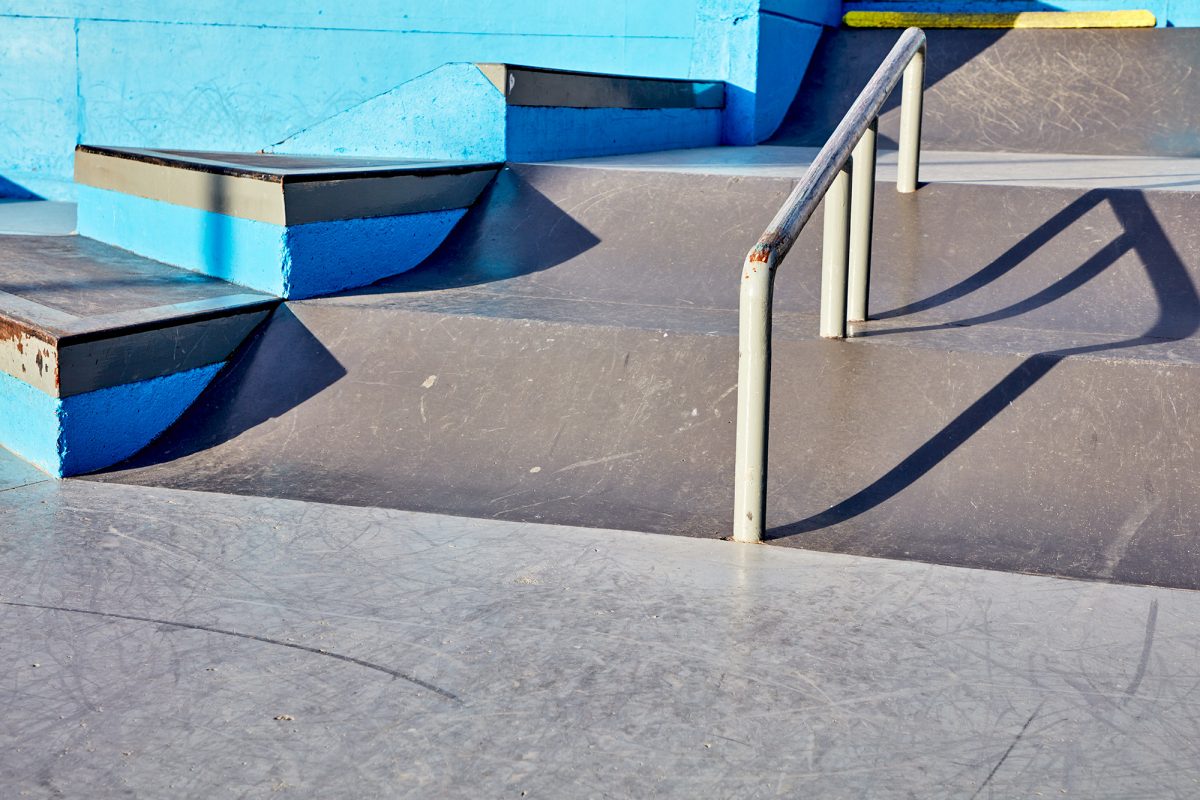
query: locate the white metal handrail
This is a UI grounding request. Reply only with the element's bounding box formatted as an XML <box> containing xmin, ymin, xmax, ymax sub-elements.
<box><xmin>733</xmin><ymin>27</ymin><xmax>927</xmax><ymax>543</ymax></box>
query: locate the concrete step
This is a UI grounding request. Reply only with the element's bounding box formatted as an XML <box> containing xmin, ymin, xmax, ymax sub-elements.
<box><xmin>545</xmin><ymin>145</ymin><xmax>1200</xmax><ymax>194</ymax></box>
<box><xmin>0</xmin><ymin>231</ymin><xmax>276</xmax><ymax>475</ymax></box>
<box><xmin>770</xmin><ymin>27</ymin><xmax>1200</xmax><ymax>157</ymax></box>
<box><xmin>94</xmin><ymin>163</ymin><xmax>1200</xmax><ymax>589</ymax></box>
<box><xmin>75</xmin><ymin>146</ymin><xmax>500</xmax><ymax>298</ymax></box>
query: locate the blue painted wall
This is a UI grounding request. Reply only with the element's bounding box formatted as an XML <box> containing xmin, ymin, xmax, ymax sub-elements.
<box><xmin>0</xmin><ymin>0</ymin><xmax>838</xmax><ymax>200</ymax></box>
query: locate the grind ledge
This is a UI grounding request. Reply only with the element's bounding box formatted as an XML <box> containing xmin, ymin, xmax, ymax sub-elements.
<box><xmin>75</xmin><ymin>146</ymin><xmax>501</xmax><ymax>298</ymax></box>
<box><xmin>0</xmin><ymin>233</ymin><xmax>276</xmax><ymax>476</ymax></box>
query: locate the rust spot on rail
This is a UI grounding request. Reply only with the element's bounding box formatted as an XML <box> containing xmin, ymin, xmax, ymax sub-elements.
<box><xmin>747</xmin><ymin>233</ymin><xmax>791</xmax><ymax>267</ymax></box>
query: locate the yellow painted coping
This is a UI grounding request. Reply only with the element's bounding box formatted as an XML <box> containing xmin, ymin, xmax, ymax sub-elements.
<box><xmin>843</xmin><ymin>9</ymin><xmax>1157</xmax><ymax>28</ymax></box>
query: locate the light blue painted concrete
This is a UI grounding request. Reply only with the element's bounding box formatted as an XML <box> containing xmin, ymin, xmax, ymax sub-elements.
<box><xmin>0</xmin><ymin>1</ymin><xmax>704</xmax><ymax>37</ymax></box>
<box><xmin>0</xmin><ymin>362</ymin><xmax>221</xmax><ymax>477</ymax></box>
<box><xmin>276</xmin><ymin>65</ymin><xmax>724</xmax><ymax>163</ymax></box>
<box><xmin>77</xmin><ymin>185</ymin><xmax>288</xmax><ymax>295</ymax></box>
<box><xmin>0</xmin><ymin>371</ymin><xmax>65</xmax><ymax>475</ymax></box>
<box><xmin>0</xmin><ymin>1</ymin><xmax>840</xmax><ymax>198</ymax></box>
<box><xmin>283</xmin><ymin>209</ymin><xmax>468</xmax><ymax>299</ymax></box>
<box><xmin>77</xmin><ymin>185</ymin><xmax>468</xmax><ymax>298</ymax></box>
<box><xmin>0</xmin><ymin>16</ymin><xmax>77</xmax><ymax>200</ymax></box>
<box><xmin>506</xmin><ymin>108</ymin><xmax>724</xmax><ymax>162</ymax></box>
<box><xmin>841</xmin><ymin>0</ymin><xmax>1200</xmax><ymax>27</ymax></box>
<box><xmin>272</xmin><ymin>64</ymin><xmax>507</xmax><ymax>162</ymax></box>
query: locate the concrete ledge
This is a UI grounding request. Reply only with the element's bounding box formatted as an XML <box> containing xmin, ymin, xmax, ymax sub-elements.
<box><xmin>476</xmin><ymin>63</ymin><xmax>724</xmax><ymax>109</ymax></box>
<box><xmin>76</xmin><ymin>146</ymin><xmax>499</xmax><ymax>225</ymax></box>
<box><xmin>77</xmin><ymin>186</ymin><xmax>469</xmax><ymax>298</ymax></box>
<box><xmin>75</xmin><ymin>147</ymin><xmax>499</xmax><ymax>298</ymax></box>
<box><xmin>0</xmin><ymin>234</ymin><xmax>278</xmax><ymax>475</ymax></box>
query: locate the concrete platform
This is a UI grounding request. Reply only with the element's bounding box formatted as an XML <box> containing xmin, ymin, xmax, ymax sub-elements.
<box><xmin>75</xmin><ymin>146</ymin><xmax>501</xmax><ymax>298</ymax></box>
<box><xmin>0</xmin><ymin>199</ymin><xmax>75</xmax><ymax>236</ymax></box>
<box><xmin>3</xmin><ymin>476</ymin><xmax>1199</xmax><ymax>797</ymax></box>
<box><xmin>770</xmin><ymin>27</ymin><xmax>1200</xmax><ymax>157</ymax></box>
<box><xmin>94</xmin><ymin>164</ymin><xmax>1200</xmax><ymax>589</ymax></box>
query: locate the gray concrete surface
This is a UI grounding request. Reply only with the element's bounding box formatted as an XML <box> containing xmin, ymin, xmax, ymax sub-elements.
<box><xmin>0</xmin><ymin>200</ymin><xmax>76</xmax><ymax>236</ymax></box>
<box><xmin>95</xmin><ymin>165</ymin><xmax>1200</xmax><ymax>589</ymax></box>
<box><xmin>771</xmin><ymin>28</ymin><xmax>1200</xmax><ymax>157</ymax></box>
<box><xmin>0</xmin><ymin>446</ymin><xmax>49</xmax><ymax>492</ymax></box>
<box><xmin>3</xmin><ymin>477</ymin><xmax>1199</xmax><ymax>798</ymax></box>
<box><xmin>0</xmin><ymin>235</ymin><xmax>276</xmax><ymax>396</ymax></box>
<box><xmin>545</xmin><ymin>146</ymin><xmax>1200</xmax><ymax>192</ymax></box>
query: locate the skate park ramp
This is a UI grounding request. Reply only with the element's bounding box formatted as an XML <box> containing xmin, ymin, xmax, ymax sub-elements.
<box><xmin>93</xmin><ymin>159</ymin><xmax>1200</xmax><ymax>591</ymax></box>
<box><xmin>770</xmin><ymin>27</ymin><xmax>1200</xmax><ymax>156</ymax></box>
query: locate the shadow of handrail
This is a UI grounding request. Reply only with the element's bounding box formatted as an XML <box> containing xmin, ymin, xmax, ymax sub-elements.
<box><xmin>769</xmin><ymin>189</ymin><xmax>1200</xmax><ymax>540</ymax></box>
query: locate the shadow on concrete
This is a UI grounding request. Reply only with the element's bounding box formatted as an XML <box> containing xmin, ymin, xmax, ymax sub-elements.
<box><xmin>205</xmin><ymin>173</ymin><xmax>233</xmax><ymax>284</ymax></box>
<box><xmin>0</xmin><ymin>174</ymin><xmax>43</xmax><ymax>201</ymax></box>
<box><xmin>336</xmin><ymin>167</ymin><xmax>601</xmax><ymax>296</ymax></box>
<box><xmin>770</xmin><ymin>27</ymin><xmax>1005</xmax><ymax>149</ymax></box>
<box><xmin>769</xmin><ymin>189</ymin><xmax>1200</xmax><ymax>540</ymax></box>
<box><xmin>101</xmin><ymin>305</ymin><xmax>346</xmax><ymax>471</ymax></box>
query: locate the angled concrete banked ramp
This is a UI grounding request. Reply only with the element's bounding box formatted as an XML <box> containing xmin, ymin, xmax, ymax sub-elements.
<box><xmin>95</xmin><ymin>163</ymin><xmax>1200</xmax><ymax>590</ymax></box>
<box><xmin>771</xmin><ymin>27</ymin><xmax>1200</xmax><ymax>156</ymax></box>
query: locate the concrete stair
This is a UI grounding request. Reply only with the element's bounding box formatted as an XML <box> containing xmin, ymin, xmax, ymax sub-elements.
<box><xmin>0</xmin><ymin>231</ymin><xmax>275</xmax><ymax>475</ymax></box>
<box><xmin>0</xmin><ymin>63</ymin><xmax>732</xmax><ymax>475</ymax></box>
<box><xmin>75</xmin><ymin>146</ymin><xmax>501</xmax><ymax>298</ymax></box>
<box><xmin>93</xmin><ymin>161</ymin><xmax>1200</xmax><ymax>589</ymax></box>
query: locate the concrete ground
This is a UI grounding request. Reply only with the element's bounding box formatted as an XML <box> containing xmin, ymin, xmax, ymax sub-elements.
<box><xmin>2</xmin><ymin>449</ymin><xmax>1199</xmax><ymax>798</ymax></box>
<box><xmin>0</xmin><ymin>199</ymin><xmax>75</xmax><ymax>236</ymax></box>
<box><xmin>4</xmin><ymin>142</ymin><xmax>1200</xmax><ymax>798</ymax></box>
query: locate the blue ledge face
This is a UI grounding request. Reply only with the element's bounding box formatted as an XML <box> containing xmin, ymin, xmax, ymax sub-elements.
<box><xmin>0</xmin><ymin>363</ymin><xmax>223</xmax><ymax>477</ymax></box>
<box><xmin>505</xmin><ymin>107</ymin><xmax>723</xmax><ymax>162</ymax></box>
<box><xmin>77</xmin><ymin>186</ymin><xmax>470</xmax><ymax>298</ymax></box>
<box><xmin>283</xmin><ymin>209</ymin><xmax>467</xmax><ymax>299</ymax></box>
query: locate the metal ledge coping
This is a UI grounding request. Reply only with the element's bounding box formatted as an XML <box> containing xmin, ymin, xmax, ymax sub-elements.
<box><xmin>843</xmin><ymin>9</ymin><xmax>1156</xmax><ymax>28</ymax></box>
<box><xmin>0</xmin><ymin>234</ymin><xmax>279</xmax><ymax>397</ymax></box>
<box><xmin>475</xmin><ymin>63</ymin><xmax>725</xmax><ymax>109</ymax></box>
<box><xmin>75</xmin><ymin>146</ymin><xmax>502</xmax><ymax>226</ymax></box>
<box><xmin>75</xmin><ymin>146</ymin><xmax>500</xmax><ymax>184</ymax></box>
<box><xmin>0</xmin><ymin>291</ymin><xmax>277</xmax><ymax>398</ymax></box>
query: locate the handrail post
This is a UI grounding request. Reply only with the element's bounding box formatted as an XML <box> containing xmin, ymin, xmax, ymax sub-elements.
<box><xmin>819</xmin><ymin>163</ymin><xmax>852</xmax><ymax>339</ymax></box>
<box><xmin>848</xmin><ymin>118</ymin><xmax>877</xmax><ymax>323</ymax></box>
<box><xmin>897</xmin><ymin>42</ymin><xmax>925</xmax><ymax>194</ymax></box>
<box><xmin>732</xmin><ymin>248</ymin><xmax>775</xmax><ymax>543</ymax></box>
<box><xmin>731</xmin><ymin>28</ymin><xmax>926</xmax><ymax>543</ymax></box>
